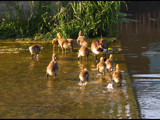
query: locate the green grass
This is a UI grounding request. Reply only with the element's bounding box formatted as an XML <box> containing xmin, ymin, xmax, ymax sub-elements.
<box><xmin>0</xmin><ymin>1</ymin><xmax>130</xmax><ymax>40</ymax></box>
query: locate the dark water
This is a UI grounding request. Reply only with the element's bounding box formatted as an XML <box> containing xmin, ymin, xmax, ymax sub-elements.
<box><xmin>0</xmin><ymin>40</ymin><xmax>139</xmax><ymax>119</ymax></box>
<box><xmin>121</xmin><ymin>2</ymin><xmax>160</xmax><ymax>119</ymax></box>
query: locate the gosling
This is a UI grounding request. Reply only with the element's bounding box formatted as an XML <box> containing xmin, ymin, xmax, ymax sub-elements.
<box><xmin>62</xmin><ymin>40</ymin><xmax>71</xmax><ymax>53</ymax></box>
<box><xmin>29</xmin><ymin>44</ymin><xmax>41</xmax><ymax>60</ymax></box>
<box><xmin>78</xmin><ymin>45</ymin><xmax>90</xmax><ymax>61</ymax></box>
<box><xmin>112</xmin><ymin>64</ymin><xmax>122</xmax><ymax>85</ymax></box>
<box><xmin>105</xmin><ymin>54</ymin><xmax>114</xmax><ymax>71</ymax></box>
<box><xmin>77</xmin><ymin>30</ymin><xmax>88</xmax><ymax>47</ymax></box>
<box><xmin>79</xmin><ymin>68</ymin><xmax>90</xmax><ymax>86</ymax></box>
<box><xmin>57</xmin><ymin>32</ymin><xmax>68</xmax><ymax>50</ymax></box>
<box><xmin>97</xmin><ymin>57</ymin><xmax>106</xmax><ymax>75</ymax></box>
<box><xmin>46</xmin><ymin>53</ymin><xmax>59</xmax><ymax>79</ymax></box>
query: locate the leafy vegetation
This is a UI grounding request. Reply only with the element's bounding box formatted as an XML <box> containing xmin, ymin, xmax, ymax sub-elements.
<box><xmin>0</xmin><ymin>1</ymin><xmax>129</xmax><ymax>40</ymax></box>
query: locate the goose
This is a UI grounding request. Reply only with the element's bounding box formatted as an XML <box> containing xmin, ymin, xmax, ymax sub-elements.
<box><xmin>46</xmin><ymin>53</ymin><xmax>59</xmax><ymax>79</ymax></box>
<box><xmin>62</xmin><ymin>40</ymin><xmax>71</xmax><ymax>53</ymax></box>
<box><xmin>97</xmin><ymin>57</ymin><xmax>106</xmax><ymax>75</ymax></box>
<box><xmin>78</xmin><ymin>45</ymin><xmax>90</xmax><ymax>61</ymax></box>
<box><xmin>91</xmin><ymin>40</ymin><xmax>103</xmax><ymax>61</ymax></box>
<box><xmin>29</xmin><ymin>44</ymin><xmax>41</xmax><ymax>60</ymax></box>
<box><xmin>57</xmin><ymin>32</ymin><xmax>71</xmax><ymax>52</ymax></box>
<box><xmin>105</xmin><ymin>54</ymin><xmax>114</xmax><ymax>71</ymax></box>
<box><xmin>112</xmin><ymin>64</ymin><xmax>122</xmax><ymax>85</ymax></box>
<box><xmin>77</xmin><ymin>30</ymin><xmax>88</xmax><ymax>47</ymax></box>
<box><xmin>79</xmin><ymin>68</ymin><xmax>90</xmax><ymax>86</ymax></box>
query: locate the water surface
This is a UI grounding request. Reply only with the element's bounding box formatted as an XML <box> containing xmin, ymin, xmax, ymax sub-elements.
<box><xmin>121</xmin><ymin>3</ymin><xmax>160</xmax><ymax>118</ymax></box>
<box><xmin>0</xmin><ymin>40</ymin><xmax>138</xmax><ymax>119</ymax></box>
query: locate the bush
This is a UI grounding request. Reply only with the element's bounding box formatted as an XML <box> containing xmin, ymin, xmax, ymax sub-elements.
<box><xmin>0</xmin><ymin>1</ymin><xmax>129</xmax><ymax>40</ymax></box>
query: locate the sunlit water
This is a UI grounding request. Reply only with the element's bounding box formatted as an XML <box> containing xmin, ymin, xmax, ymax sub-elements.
<box><xmin>0</xmin><ymin>40</ymin><xmax>138</xmax><ymax>118</ymax></box>
<box><xmin>121</xmin><ymin>2</ymin><xmax>160</xmax><ymax>119</ymax></box>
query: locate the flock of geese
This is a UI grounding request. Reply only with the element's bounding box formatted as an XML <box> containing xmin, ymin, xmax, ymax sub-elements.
<box><xmin>29</xmin><ymin>30</ymin><xmax>123</xmax><ymax>87</ymax></box>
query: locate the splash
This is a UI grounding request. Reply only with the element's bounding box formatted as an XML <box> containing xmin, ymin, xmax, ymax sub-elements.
<box><xmin>78</xmin><ymin>81</ymin><xmax>88</xmax><ymax>86</ymax></box>
<box><xmin>106</xmin><ymin>83</ymin><xmax>114</xmax><ymax>91</ymax></box>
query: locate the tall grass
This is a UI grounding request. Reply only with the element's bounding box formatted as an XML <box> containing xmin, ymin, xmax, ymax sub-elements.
<box><xmin>0</xmin><ymin>1</ymin><xmax>129</xmax><ymax>40</ymax></box>
<box><xmin>51</xmin><ymin>1</ymin><xmax>128</xmax><ymax>38</ymax></box>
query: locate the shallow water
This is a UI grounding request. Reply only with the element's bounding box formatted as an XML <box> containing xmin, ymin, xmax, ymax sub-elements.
<box><xmin>0</xmin><ymin>40</ymin><xmax>138</xmax><ymax>119</ymax></box>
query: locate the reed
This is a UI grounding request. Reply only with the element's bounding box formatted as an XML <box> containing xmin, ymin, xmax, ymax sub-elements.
<box><xmin>51</xmin><ymin>1</ymin><xmax>129</xmax><ymax>38</ymax></box>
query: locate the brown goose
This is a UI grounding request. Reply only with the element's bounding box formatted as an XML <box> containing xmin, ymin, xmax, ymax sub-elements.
<box><xmin>97</xmin><ymin>57</ymin><xmax>106</xmax><ymax>75</ymax></box>
<box><xmin>62</xmin><ymin>41</ymin><xmax>71</xmax><ymax>53</ymax></box>
<box><xmin>78</xmin><ymin>45</ymin><xmax>90</xmax><ymax>61</ymax></box>
<box><xmin>112</xmin><ymin>64</ymin><xmax>122</xmax><ymax>85</ymax></box>
<box><xmin>105</xmin><ymin>54</ymin><xmax>114</xmax><ymax>71</ymax></box>
<box><xmin>91</xmin><ymin>40</ymin><xmax>103</xmax><ymax>61</ymax></box>
<box><xmin>29</xmin><ymin>44</ymin><xmax>41</xmax><ymax>60</ymax></box>
<box><xmin>77</xmin><ymin>30</ymin><xmax>88</xmax><ymax>47</ymax></box>
<box><xmin>79</xmin><ymin>68</ymin><xmax>90</xmax><ymax>86</ymax></box>
<box><xmin>46</xmin><ymin>53</ymin><xmax>59</xmax><ymax>79</ymax></box>
<box><xmin>57</xmin><ymin>33</ymin><xmax>68</xmax><ymax>49</ymax></box>
<box><xmin>57</xmin><ymin>32</ymin><xmax>71</xmax><ymax>52</ymax></box>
